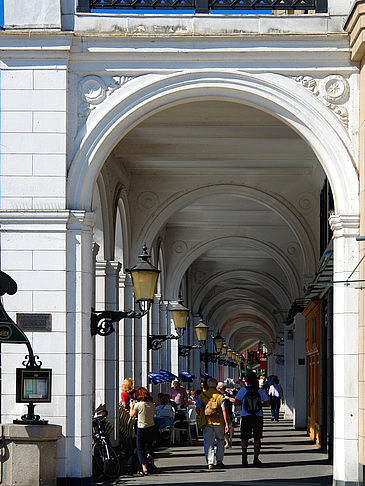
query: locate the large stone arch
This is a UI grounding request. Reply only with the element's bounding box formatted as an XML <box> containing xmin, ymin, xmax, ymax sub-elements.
<box><xmin>68</xmin><ymin>69</ymin><xmax>358</xmax><ymax>220</ymax></box>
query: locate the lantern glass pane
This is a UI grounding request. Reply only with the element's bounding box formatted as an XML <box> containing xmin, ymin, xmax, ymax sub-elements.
<box><xmin>195</xmin><ymin>322</ymin><xmax>208</xmax><ymax>342</ymax></box>
<box><xmin>171</xmin><ymin>309</ymin><xmax>189</xmax><ymax>330</ymax></box>
<box><xmin>131</xmin><ymin>270</ymin><xmax>158</xmax><ymax>301</ymax></box>
<box><xmin>214</xmin><ymin>336</ymin><xmax>224</xmax><ymax>353</ymax></box>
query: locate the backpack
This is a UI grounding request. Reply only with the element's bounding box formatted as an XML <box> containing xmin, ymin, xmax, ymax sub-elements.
<box><xmin>204</xmin><ymin>395</ymin><xmax>221</xmax><ymax>419</ymax></box>
<box><xmin>243</xmin><ymin>386</ymin><xmax>262</xmax><ymax>415</ymax></box>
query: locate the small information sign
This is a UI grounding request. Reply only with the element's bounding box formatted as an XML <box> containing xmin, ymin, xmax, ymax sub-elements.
<box><xmin>16</xmin><ymin>369</ymin><xmax>52</xmax><ymax>403</ymax></box>
<box><xmin>16</xmin><ymin>313</ymin><xmax>52</xmax><ymax>332</ymax></box>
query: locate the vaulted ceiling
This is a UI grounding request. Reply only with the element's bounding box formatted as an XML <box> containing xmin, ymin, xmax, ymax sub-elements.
<box><xmin>114</xmin><ymin>100</ymin><xmax>325</xmax><ymax>352</ymax></box>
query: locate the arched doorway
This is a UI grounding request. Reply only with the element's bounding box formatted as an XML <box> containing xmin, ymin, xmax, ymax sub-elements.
<box><xmin>67</xmin><ymin>70</ymin><xmax>359</xmax><ymax>483</ymax></box>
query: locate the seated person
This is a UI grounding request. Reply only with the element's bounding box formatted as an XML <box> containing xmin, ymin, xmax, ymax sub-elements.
<box><xmin>154</xmin><ymin>395</ymin><xmax>175</xmax><ymax>428</ymax></box>
<box><xmin>188</xmin><ymin>390</ymin><xmax>197</xmax><ymax>405</ymax></box>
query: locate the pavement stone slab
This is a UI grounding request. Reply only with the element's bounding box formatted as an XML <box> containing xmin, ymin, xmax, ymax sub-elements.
<box><xmin>97</xmin><ymin>412</ymin><xmax>332</xmax><ymax>486</ymax></box>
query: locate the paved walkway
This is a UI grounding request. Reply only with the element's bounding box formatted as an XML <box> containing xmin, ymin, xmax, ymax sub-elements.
<box><xmin>100</xmin><ymin>412</ymin><xmax>332</xmax><ymax>486</ymax></box>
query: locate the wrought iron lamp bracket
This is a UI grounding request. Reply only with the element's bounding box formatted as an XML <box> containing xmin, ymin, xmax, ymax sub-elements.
<box><xmin>91</xmin><ymin>300</ymin><xmax>152</xmax><ymax>337</ymax></box>
<box><xmin>178</xmin><ymin>344</ymin><xmax>202</xmax><ymax>357</ymax></box>
<box><xmin>148</xmin><ymin>334</ymin><xmax>179</xmax><ymax>351</ymax></box>
<box><xmin>201</xmin><ymin>351</ymin><xmax>219</xmax><ymax>363</ymax></box>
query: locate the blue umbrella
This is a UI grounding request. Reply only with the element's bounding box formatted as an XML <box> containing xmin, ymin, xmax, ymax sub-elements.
<box><xmin>148</xmin><ymin>372</ymin><xmax>167</xmax><ymax>384</ymax></box>
<box><xmin>179</xmin><ymin>372</ymin><xmax>195</xmax><ymax>383</ymax></box>
<box><xmin>159</xmin><ymin>369</ymin><xmax>178</xmax><ymax>380</ymax></box>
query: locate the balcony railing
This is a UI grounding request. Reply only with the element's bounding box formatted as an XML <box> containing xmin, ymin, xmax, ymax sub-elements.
<box><xmin>77</xmin><ymin>0</ymin><xmax>327</xmax><ymax>14</ymax></box>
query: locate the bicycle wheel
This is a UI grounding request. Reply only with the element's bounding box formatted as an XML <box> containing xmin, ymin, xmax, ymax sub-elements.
<box><xmin>103</xmin><ymin>443</ymin><xmax>121</xmax><ymax>479</ymax></box>
<box><xmin>92</xmin><ymin>442</ymin><xmax>104</xmax><ymax>480</ymax></box>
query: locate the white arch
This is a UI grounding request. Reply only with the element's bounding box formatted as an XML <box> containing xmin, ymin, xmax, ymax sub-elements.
<box><xmin>193</xmin><ymin>268</ymin><xmax>293</xmax><ymax>315</ymax></box>
<box><xmin>172</xmin><ymin>241</ymin><xmax>300</xmax><ymax>302</ymax></box>
<box><xmin>154</xmin><ymin>188</ymin><xmax>314</xmax><ymax>292</ymax></box>
<box><xmin>229</xmin><ymin>324</ymin><xmax>273</xmax><ymax>351</ymax></box>
<box><xmin>68</xmin><ymin>69</ymin><xmax>358</xmax><ymax>221</ymax></box>
<box><xmin>211</xmin><ymin>302</ymin><xmax>279</xmax><ymax>336</ymax></box>
<box><xmin>201</xmin><ymin>288</ymin><xmax>283</xmax><ymax>330</ymax></box>
<box><xmin>115</xmin><ymin>190</ymin><xmax>131</xmax><ymax>269</ymax></box>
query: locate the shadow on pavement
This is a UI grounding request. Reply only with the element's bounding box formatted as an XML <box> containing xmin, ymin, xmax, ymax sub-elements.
<box><xmin>115</xmin><ymin>476</ymin><xmax>333</xmax><ymax>486</ymax></box>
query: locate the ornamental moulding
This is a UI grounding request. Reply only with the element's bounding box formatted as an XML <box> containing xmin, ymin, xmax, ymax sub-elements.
<box><xmin>78</xmin><ymin>74</ymin><xmax>137</xmax><ymax>126</ymax></box>
<box><xmin>292</xmin><ymin>75</ymin><xmax>350</xmax><ymax>129</ymax></box>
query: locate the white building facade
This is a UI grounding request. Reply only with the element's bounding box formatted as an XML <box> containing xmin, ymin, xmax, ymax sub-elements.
<box><xmin>0</xmin><ymin>0</ymin><xmax>363</xmax><ymax>484</ymax></box>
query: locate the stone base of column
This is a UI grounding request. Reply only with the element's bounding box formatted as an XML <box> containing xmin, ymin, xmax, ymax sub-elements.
<box><xmin>1</xmin><ymin>423</ymin><xmax>62</xmax><ymax>486</ymax></box>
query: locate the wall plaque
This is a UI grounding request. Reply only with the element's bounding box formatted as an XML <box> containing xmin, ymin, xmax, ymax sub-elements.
<box><xmin>298</xmin><ymin>358</ymin><xmax>306</xmax><ymax>365</ymax></box>
<box><xmin>16</xmin><ymin>314</ymin><xmax>52</xmax><ymax>332</ymax></box>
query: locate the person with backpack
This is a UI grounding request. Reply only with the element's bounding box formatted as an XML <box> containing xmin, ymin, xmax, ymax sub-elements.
<box><xmin>235</xmin><ymin>371</ymin><xmax>270</xmax><ymax>467</ymax></box>
<box><xmin>196</xmin><ymin>377</ymin><xmax>230</xmax><ymax>469</ymax></box>
<box><xmin>268</xmin><ymin>377</ymin><xmax>284</xmax><ymax>422</ymax></box>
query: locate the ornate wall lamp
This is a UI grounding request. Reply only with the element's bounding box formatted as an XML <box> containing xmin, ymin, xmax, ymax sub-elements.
<box><xmin>91</xmin><ymin>245</ymin><xmax>160</xmax><ymax>336</ymax></box>
<box><xmin>177</xmin><ymin>317</ymin><xmax>210</xmax><ymax>356</ymax></box>
<box><xmin>148</xmin><ymin>296</ymin><xmax>189</xmax><ymax>350</ymax></box>
<box><xmin>219</xmin><ymin>343</ymin><xmax>229</xmax><ymax>365</ymax></box>
<box><xmin>200</xmin><ymin>329</ymin><xmax>224</xmax><ymax>363</ymax></box>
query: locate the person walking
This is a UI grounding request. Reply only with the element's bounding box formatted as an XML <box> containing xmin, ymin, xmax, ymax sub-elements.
<box><xmin>169</xmin><ymin>379</ymin><xmax>188</xmax><ymax>409</ymax></box>
<box><xmin>268</xmin><ymin>377</ymin><xmax>284</xmax><ymax>422</ymax></box>
<box><xmin>216</xmin><ymin>382</ymin><xmax>233</xmax><ymax>449</ymax></box>
<box><xmin>196</xmin><ymin>377</ymin><xmax>230</xmax><ymax>470</ymax></box>
<box><xmin>130</xmin><ymin>387</ymin><xmax>156</xmax><ymax>476</ymax></box>
<box><xmin>235</xmin><ymin>371</ymin><xmax>269</xmax><ymax>467</ymax></box>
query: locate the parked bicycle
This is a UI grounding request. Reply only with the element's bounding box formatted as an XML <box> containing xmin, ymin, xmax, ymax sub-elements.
<box><xmin>92</xmin><ymin>407</ymin><xmax>121</xmax><ymax>480</ymax></box>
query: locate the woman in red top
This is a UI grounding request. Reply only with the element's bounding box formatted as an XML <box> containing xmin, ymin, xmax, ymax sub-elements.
<box><xmin>121</xmin><ymin>377</ymin><xmax>136</xmax><ymax>411</ymax></box>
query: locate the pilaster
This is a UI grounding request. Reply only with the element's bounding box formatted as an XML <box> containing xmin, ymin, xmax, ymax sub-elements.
<box><xmin>329</xmin><ymin>213</ymin><xmax>360</xmax><ymax>485</ymax></box>
<box><xmin>65</xmin><ymin>210</ymin><xmax>95</xmax><ymax>480</ymax></box>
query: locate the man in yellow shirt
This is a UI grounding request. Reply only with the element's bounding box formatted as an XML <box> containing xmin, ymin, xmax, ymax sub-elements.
<box><xmin>196</xmin><ymin>377</ymin><xmax>230</xmax><ymax>469</ymax></box>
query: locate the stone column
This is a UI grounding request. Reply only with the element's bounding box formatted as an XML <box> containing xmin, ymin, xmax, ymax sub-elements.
<box><xmin>293</xmin><ymin>313</ymin><xmax>307</xmax><ymax>429</ymax></box>
<box><xmin>159</xmin><ymin>301</ymin><xmax>169</xmax><ymax>373</ymax></box>
<box><xmin>123</xmin><ymin>275</ymin><xmax>134</xmax><ymax>380</ymax></box>
<box><xmin>94</xmin><ymin>262</ymin><xmax>107</xmax><ymax>406</ymax></box>
<box><xmin>330</xmin><ymin>214</ymin><xmax>360</xmax><ymax>485</ymax></box>
<box><xmin>105</xmin><ymin>261</ymin><xmax>122</xmax><ymax>443</ymax></box>
<box><xmin>170</xmin><ymin>310</ymin><xmax>179</xmax><ymax>378</ymax></box>
<box><xmin>118</xmin><ymin>274</ymin><xmax>127</xmax><ymax>396</ymax></box>
<box><xmin>66</xmin><ymin>210</ymin><xmax>95</xmax><ymax>481</ymax></box>
<box><xmin>192</xmin><ymin>314</ymin><xmax>202</xmax><ymax>388</ymax></box>
<box><xmin>284</xmin><ymin>328</ymin><xmax>295</xmax><ymax>419</ymax></box>
<box><xmin>345</xmin><ymin>6</ymin><xmax>365</xmax><ymax>480</ymax></box>
<box><xmin>150</xmin><ymin>294</ymin><xmax>162</xmax><ymax>378</ymax></box>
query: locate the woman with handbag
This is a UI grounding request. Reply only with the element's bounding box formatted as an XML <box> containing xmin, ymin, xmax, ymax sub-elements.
<box><xmin>130</xmin><ymin>387</ymin><xmax>156</xmax><ymax>476</ymax></box>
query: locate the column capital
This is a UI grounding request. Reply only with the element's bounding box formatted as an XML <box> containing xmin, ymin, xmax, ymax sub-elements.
<box><xmin>67</xmin><ymin>211</ymin><xmax>95</xmax><ymax>232</ymax></box>
<box><xmin>344</xmin><ymin>1</ymin><xmax>365</xmax><ymax>61</ymax></box>
<box><xmin>95</xmin><ymin>260</ymin><xmax>122</xmax><ymax>276</ymax></box>
<box><xmin>92</xmin><ymin>242</ymin><xmax>100</xmax><ymax>260</ymax></box>
<box><xmin>106</xmin><ymin>261</ymin><xmax>122</xmax><ymax>276</ymax></box>
<box><xmin>329</xmin><ymin>213</ymin><xmax>360</xmax><ymax>237</ymax></box>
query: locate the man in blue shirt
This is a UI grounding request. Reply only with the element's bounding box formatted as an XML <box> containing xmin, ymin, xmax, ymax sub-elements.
<box><xmin>235</xmin><ymin>371</ymin><xmax>269</xmax><ymax>467</ymax></box>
